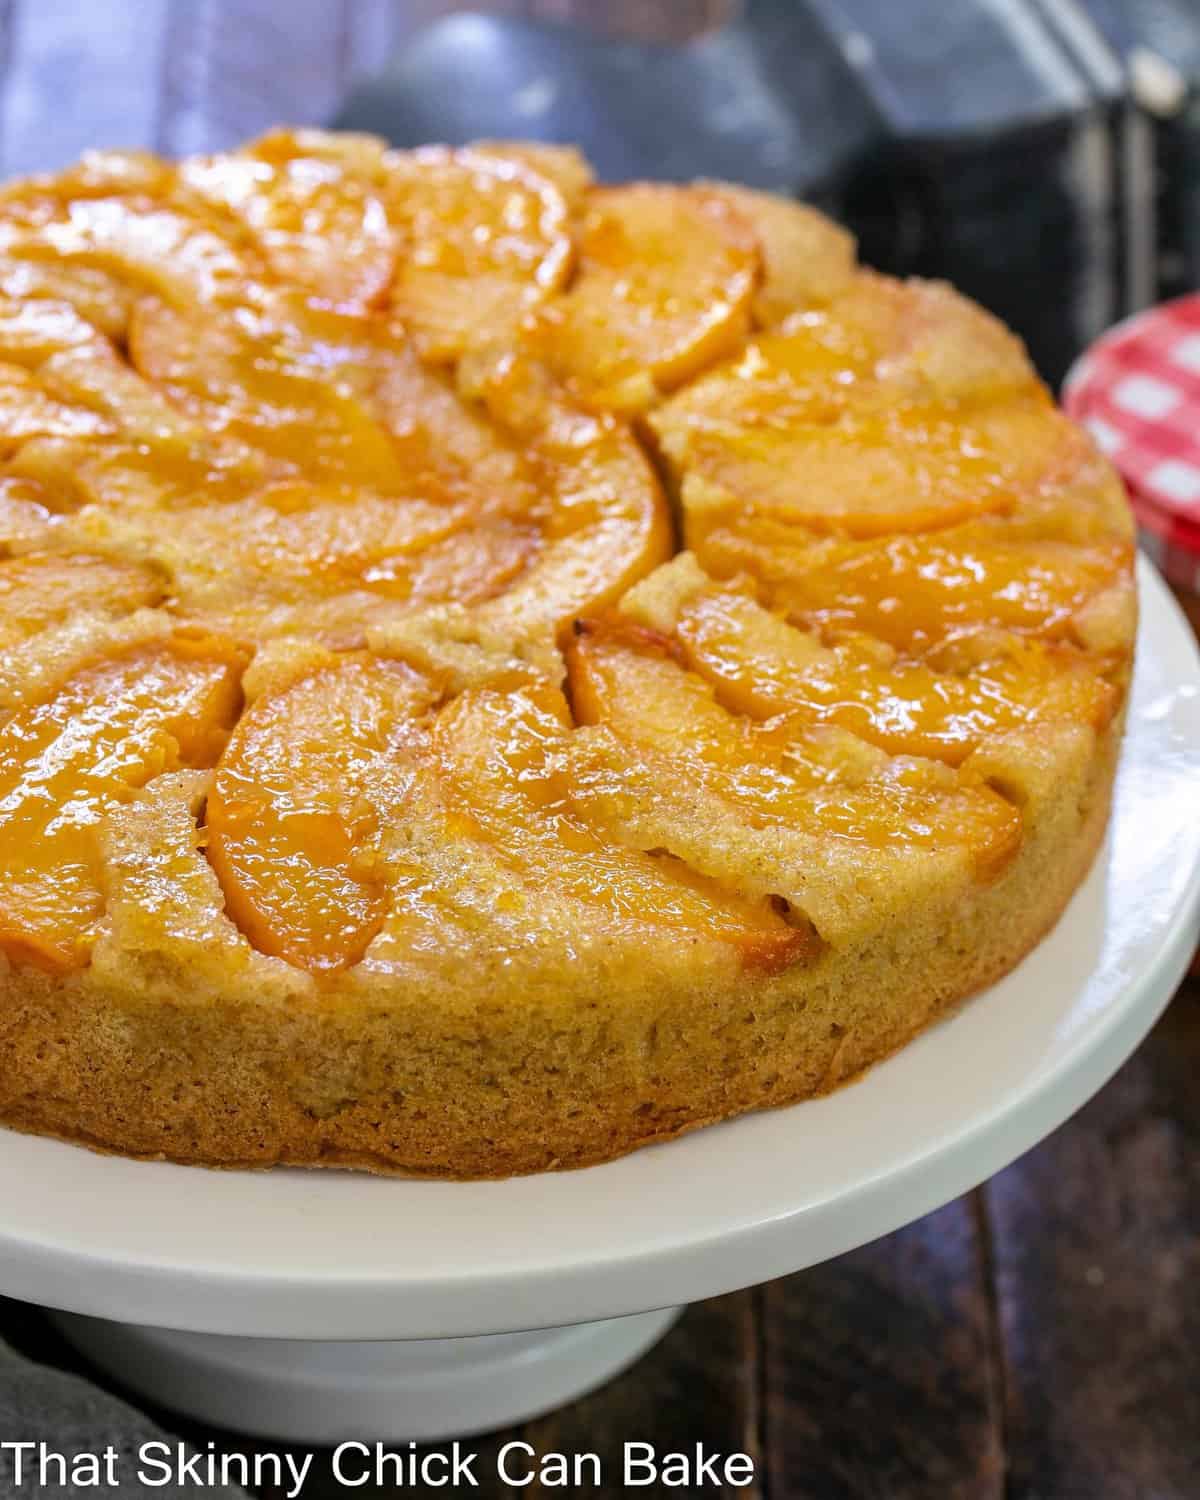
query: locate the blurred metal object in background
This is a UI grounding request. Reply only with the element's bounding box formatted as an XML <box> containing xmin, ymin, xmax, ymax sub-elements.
<box><xmin>1097</xmin><ymin>0</ymin><xmax>1200</xmax><ymax>307</ymax></box>
<box><xmin>1</xmin><ymin>0</ymin><xmax>1192</xmax><ymax>386</ymax></box>
<box><xmin>336</xmin><ymin>0</ymin><xmax>1173</xmax><ymax>385</ymax></box>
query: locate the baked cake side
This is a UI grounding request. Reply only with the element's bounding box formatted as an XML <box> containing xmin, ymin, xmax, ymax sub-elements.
<box><xmin>0</xmin><ymin>132</ymin><xmax>1135</xmax><ymax>1176</ymax></box>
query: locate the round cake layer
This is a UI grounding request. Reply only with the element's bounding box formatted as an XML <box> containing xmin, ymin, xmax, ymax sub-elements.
<box><xmin>0</xmin><ymin>132</ymin><xmax>1135</xmax><ymax>1175</ymax></box>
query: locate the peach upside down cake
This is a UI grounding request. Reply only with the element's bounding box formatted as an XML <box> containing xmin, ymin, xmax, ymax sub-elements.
<box><xmin>0</xmin><ymin>132</ymin><xmax>1134</xmax><ymax>1176</ymax></box>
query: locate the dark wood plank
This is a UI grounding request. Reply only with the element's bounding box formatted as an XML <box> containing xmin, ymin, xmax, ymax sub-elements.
<box><xmin>763</xmin><ymin>1196</ymin><xmax>1004</xmax><ymax>1500</ymax></box>
<box><xmin>987</xmin><ymin>982</ymin><xmax>1200</xmax><ymax>1500</ymax></box>
<box><xmin>512</xmin><ymin>1292</ymin><xmax>762</xmax><ymax>1498</ymax></box>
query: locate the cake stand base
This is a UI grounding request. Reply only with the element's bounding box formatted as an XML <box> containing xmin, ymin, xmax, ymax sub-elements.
<box><xmin>48</xmin><ymin>1305</ymin><xmax>683</xmax><ymax>1443</ymax></box>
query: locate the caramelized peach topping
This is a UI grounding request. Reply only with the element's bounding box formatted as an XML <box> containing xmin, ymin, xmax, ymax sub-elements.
<box><xmin>0</xmin><ymin>636</ymin><xmax>245</xmax><ymax>971</ymax></box>
<box><xmin>205</xmin><ymin>656</ymin><xmax>812</xmax><ymax>978</ymax></box>
<box><xmin>206</xmin><ymin>656</ymin><xmax>429</xmax><ymax>974</ymax></box>
<box><xmin>179</xmin><ymin>129</ymin><xmax>397</xmax><ymax>309</ymax></box>
<box><xmin>661</xmin><ymin>577</ymin><xmax>1119</xmax><ymax>765</ymax></box>
<box><xmin>0</xmin><ymin>131</ymin><xmax>1131</xmax><ymax>986</ymax></box>
<box><xmin>383</xmin><ymin>145</ymin><xmax>573</xmax><ymax>361</ymax></box>
<box><xmin>566</xmin><ymin>617</ymin><xmax>1023</xmax><ymax>881</ymax></box>
<box><xmin>0</xmin><ymin>552</ymin><xmax>162</xmax><ymax>647</ymax></box>
<box><xmin>696</xmin><ymin>522</ymin><xmax>1133</xmax><ymax>654</ymax></box>
<box><xmin>430</xmin><ymin>676</ymin><xmax>811</xmax><ymax>971</ymax></box>
<box><xmin>532</xmin><ymin>185</ymin><xmax>759</xmax><ymax>410</ymax></box>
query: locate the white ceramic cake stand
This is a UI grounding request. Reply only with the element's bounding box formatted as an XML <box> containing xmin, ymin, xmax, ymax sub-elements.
<box><xmin>1</xmin><ymin>557</ymin><xmax>1198</xmax><ymax>1444</ymax></box>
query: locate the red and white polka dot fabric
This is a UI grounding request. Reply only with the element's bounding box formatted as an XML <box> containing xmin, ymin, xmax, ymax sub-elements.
<box><xmin>1064</xmin><ymin>294</ymin><xmax>1200</xmax><ymax>594</ymax></box>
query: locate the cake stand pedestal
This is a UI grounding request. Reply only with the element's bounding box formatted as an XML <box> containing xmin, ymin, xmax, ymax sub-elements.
<box><xmin>47</xmin><ymin>1308</ymin><xmax>683</xmax><ymax>1443</ymax></box>
<box><xmin>3</xmin><ymin>560</ymin><xmax>1199</xmax><ymax>1445</ymax></box>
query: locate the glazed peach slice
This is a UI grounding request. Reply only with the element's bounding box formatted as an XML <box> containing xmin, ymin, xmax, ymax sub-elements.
<box><xmin>206</xmin><ymin>655</ymin><xmax>431</xmax><ymax>974</ymax></box>
<box><xmin>219</xmin><ymin>289</ymin><xmax>539</xmax><ymax>502</ymax></box>
<box><xmin>0</xmin><ymin>193</ymin><xmax>254</xmax><ymax>308</ymax></box>
<box><xmin>0</xmin><ymin>291</ymin><xmax>124</xmax><ymax>448</ymax></box>
<box><xmin>0</xmin><ymin>294</ymin><xmax>106</xmax><ymax>366</ymax></box>
<box><xmin>705</xmin><ymin>183</ymin><xmax>857</xmax><ymax>325</ymax></box>
<box><xmin>382</xmin><ymin>145</ymin><xmax>573</xmax><ymax>361</ymax></box>
<box><xmin>428</xmin><ymin>674</ymin><xmax>811</xmax><ymax>971</ymax></box>
<box><xmin>179</xmin><ymin>129</ymin><xmax>396</xmax><ymax>307</ymax></box>
<box><xmin>471</xmin><ymin>142</ymin><xmax>594</xmax><ymax>211</ymax></box>
<box><xmin>156</xmin><ymin>483</ymin><xmax>539</xmax><ymax>645</ymax></box>
<box><xmin>663</xmin><ymin>376</ymin><xmax>1098</xmax><ymax>541</ymax></box>
<box><xmin>652</xmin><ymin>272</ymin><xmax>1046</xmax><ymax>537</ymax></box>
<box><xmin>698</xmin><ymin>520</ymin><xmax>1134</xmax><ymax>653</ymax></box>
<box><xmin>7</xmin><ymin>431</ymin><xmax>275</xmax><ymax>524</ymax></box>
<box><xmin>642</xmin><ymin>569</ymin><xmax>1119</xmax><ymax>765</ymax></box>
<box><xmin>766</xmin><ymin>271</ymin><xmax>1034</xmax><ymax>402</ymax></box>
<box><xmin>0</xmin><ymin>636</ymin><xmax>245</xmax><ymax>972</ymax></box>
<box><xmin>229</xmin><ymin>483</ymin><xmax>531</xmax><ymax>605</ymax></box>
<box><xmin>566</xmin><ymin>618</ymin><xmax>1022</xmax><ymax>878</ymax></box>
<box><xmin>692</xmin><ymin>397</ymin><xmax>1030</xmax><ymax>539</ymax></box>
<box><xmin>369</xmin><ymin>328</ymin><xmax>541</xmax><ymax>509</ymax></box>
<box><xmin>0</xmin><ymin>255</ymin><xmax>132</xmax><ymax>340</ymax></box>
<box><xmin>44</xmin><ymin>295</ymin><xmax>517</xmax><ymax>517</ymax></box>
<box><xmin>533</xmin><ymin>184</ymin><xmax>759</xmax><ymax>410</ymax></box>
<box><xmin>442</xmin><ymin>352</ymin><xmax>672</xmax><ymax>641</ymax></box>
<box><xmin>828</xmin><ymin>271</ymin><xmax>1034</xmax><ymax>398</ymax></box>
<box><xmin>0</xmin><ymin>361</ymin><xmax>114</xmax><ymax>448</ymax></box>
<box><xmin>0</xmin><ymin>552</ymin><xmax>163</xmax><ymax>648</ymax></box>
<box><xmin>0</xmin><ymin>153</ymin><xmax>249</xmax><ymax>340</ymax></box>
<box><xmin>0</xmin><ymin>148</ymin><xmax>171</xmax><ymax>214</ymax></box>
<box><xmin>0</xmin><ymin>474</ymin><xmax>69</xmax><ymax>549</ymax></box>
<box><xmin>1</xmin><ymin>344</ymin><xmax>252</xmax><ymax>517</ymax></box>
<box><xmin>654</xmin><ymin>271</ymin><xmax>1034</xmax><ymax>435</ymax></box>
<box><xmin>128</xmin><ymin>294</ymin><xmax>403</xmax><ymax>486</ymax></box>
<box><xmin>129</xmin><ymin>287</ymin><xmax>547</xmax><ymax>498</ymax></box>
<box><xmin>273</xmin><ymin>335</ymin><xmax>669</xmax><ymax>640</ymax></box>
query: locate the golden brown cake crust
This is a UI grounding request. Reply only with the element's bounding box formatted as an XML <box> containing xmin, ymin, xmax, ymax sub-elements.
<box><xmin>0</xmin><ymin>132</ymin><xmax>1136</xmax><ymax>1177</ymax></box>
<box><xmin>0</xmin><ymin>716</ymin><xmax>1119</xmax><ymax>1177</ymax></box>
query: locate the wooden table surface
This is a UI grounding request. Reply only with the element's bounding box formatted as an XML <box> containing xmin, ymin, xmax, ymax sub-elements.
<box><xmin>1</xmin><ymin>3</ymin><xmax>1198</xmax><ymax>1496</ymax></box>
